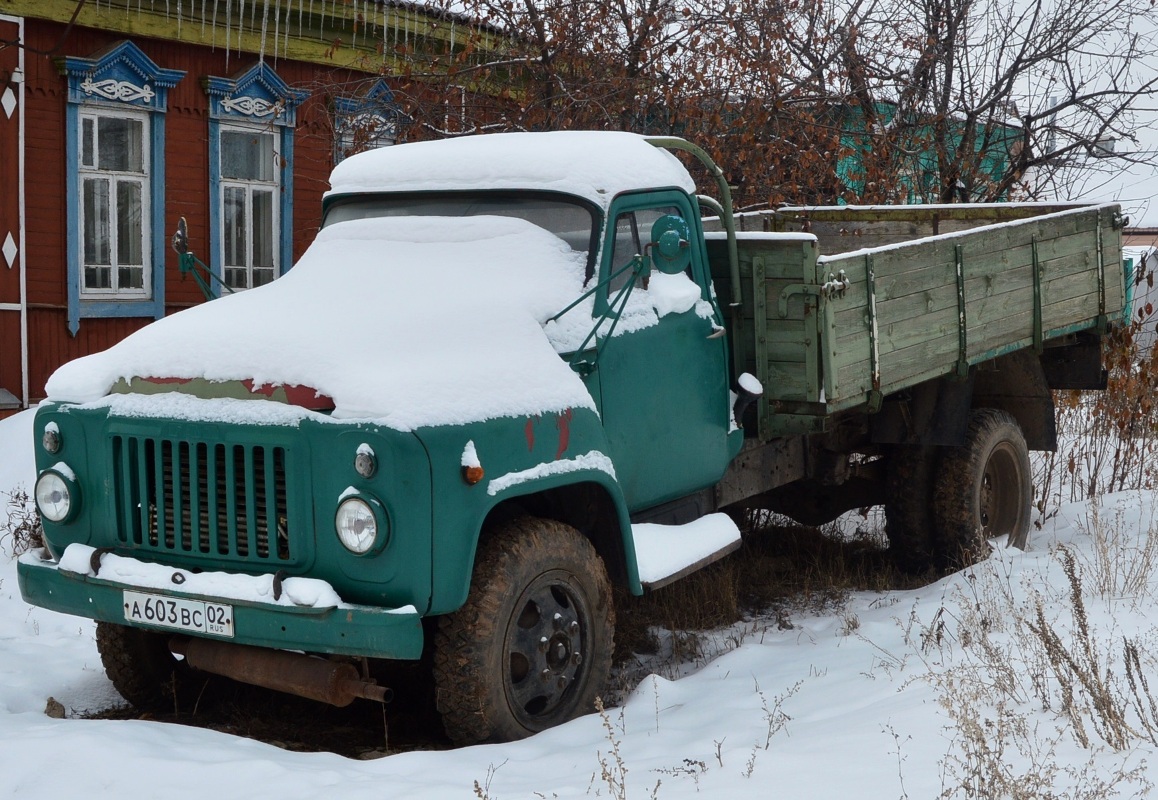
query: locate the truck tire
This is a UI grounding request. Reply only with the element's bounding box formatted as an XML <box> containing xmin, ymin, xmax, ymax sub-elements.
<box><xmin>95</xmin><ymin>621</ymin><xmax>196</xmax><ymax>711</ymax></box>
<box><xmin>932</xmin><ymin>408</ymin><xmax>1032</xmax><ymax>569</ymax></box>
<box><xmin>433</xmin><ymin>516</ymin><xmax>615</xmax><ymax>745</ymax></box>
<box><xmin>884</xmin><ymin>445</ymin><xmax>940</xmax><ymax>573</ymax></box>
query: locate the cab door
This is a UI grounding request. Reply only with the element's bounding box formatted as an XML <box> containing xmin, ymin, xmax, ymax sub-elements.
<box><xmin>592</xmin><ymin>192</ymin><xmax>731</xmax><ymax>511</ymax></box>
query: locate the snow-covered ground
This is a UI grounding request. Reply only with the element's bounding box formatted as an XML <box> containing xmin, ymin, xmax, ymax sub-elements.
<box><xmin>2</xmin><ymin>406</ymin><xmax>1157</xmax><ymax>799</ymax></box>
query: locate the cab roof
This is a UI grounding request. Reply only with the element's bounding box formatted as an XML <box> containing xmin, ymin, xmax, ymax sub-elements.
<box><xmin>325</xmin><ymin>130</ymin><xmax>698</xmax><ymax>210</ymax></box>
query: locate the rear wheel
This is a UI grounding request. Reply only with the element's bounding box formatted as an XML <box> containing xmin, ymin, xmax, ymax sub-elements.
<box><xmin>433</xmin><ymin>516</ymin><xmax>615</xmax><ymax>745</ymax></box>
<box><xmin>932</xmin><ymin>408</ymin><xmax>1032</xmax><ymax>569</ymax></box>
<box><xmin>884</xmin><ymin>445</ymin><xmax>940</xmax><ymax>573</ymax></box>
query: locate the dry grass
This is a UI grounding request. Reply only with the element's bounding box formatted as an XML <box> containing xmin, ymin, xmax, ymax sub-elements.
<box><xmin>0</xmin><ymin>487</ymin><xmax>43</xmax><ymax>557</ymax></box>
<box><xmin>614</xmin><ymin>512</ymin><xmax>925</xmax><ymax>668</ymax></box>
<box><xmin>1035</xmin><ymin>322</ymin><xmax>1158</xmax><ymax>520</ymax></box>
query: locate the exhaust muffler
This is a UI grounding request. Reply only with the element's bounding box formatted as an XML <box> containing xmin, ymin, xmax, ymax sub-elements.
<box><xmin>170</xmin><ymin>637</ymin><xmax>391</xmax><ymax>707</ymax></box>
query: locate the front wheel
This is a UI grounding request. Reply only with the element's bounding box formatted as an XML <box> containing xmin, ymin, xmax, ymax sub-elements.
<box><xmin>435</xmin><ymin>516</ymin><xmax>616</xmax><ymax>750</ymax></box>
<box><xmin>95</xmin><ymin>621</ymin><xmax>199</xmax><ymax>711</ymax></box>
<box><xmin>932</xmin><ymin>408</ymin><xmax>1032</xmax><ymax>569</ymax></box>
<box><xmin>433</xmin><ymin>516</ymin><xmax>615</xmax><ymax>745</ymax></box>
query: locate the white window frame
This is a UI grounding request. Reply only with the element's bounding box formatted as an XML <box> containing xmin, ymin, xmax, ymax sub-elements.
<box><xmin>77</xmin><ymin>108</ymin><xmax>151</xmax><ymax>299</ymax></box>
<box><xmin>218</xmin><ymin>122</ymin><xmax>280</xmax><ymax>291</ymax></box>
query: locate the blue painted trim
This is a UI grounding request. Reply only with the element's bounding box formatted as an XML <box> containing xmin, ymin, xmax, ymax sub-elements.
<box><xmin>280</xmin><ymin>126</ymin><xmax>294</xmax><ymax>277</ymax></box>
<box><xmin>78</xmin><ymin>300</ymin><xmax>160</xmax><ymax>318</ymax></box>
<box><xmin>62</xmin><ymin>41</ymin><xmax>186</xmax><ymax>334</ymax></box>
<box><xmin>59</xmin><ymin>41</ymin><xmax>184</xmax><ymax>111</ymax></box>
<box><xmin>204</xmin><ymin>62</ymin><xmax>308</xmax><ymax>126</ymax></box>
<box><xmin>207</xmin><ymin>117</ymin><xmax>223</xmax><ymax>297</ymax></box>
<box><xmin>65</xmin><ymin>102</ymin><xmax>80</xmax><ymax>336</ymax></box>
<box><xmin>332</xmin><ymin>78</ymin><xmax>397</xmax><ymax>115</ymax></box>
<box><xmin>151</xmin><ymin>112</ymin><xmax>166</xmax><ymax>320</ymax></box>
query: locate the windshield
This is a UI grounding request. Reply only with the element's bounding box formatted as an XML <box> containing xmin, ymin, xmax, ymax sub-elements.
<box><xmin>323</xmin><ymin>192</ymin><xmax>600</xmax><ymax>277</ymax></box>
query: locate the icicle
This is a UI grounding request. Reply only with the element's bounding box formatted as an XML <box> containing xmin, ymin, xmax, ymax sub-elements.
<box><xmin>201</xmin><ymin>0</ymin><xmax>207</xmax><ymax>39</ymax></box>
<box><xmin>238</xmin><ymin>0</ymin><xmax>246</xmax><ymax>60</ymax></box>
<box><xmin>176</xmin><ymin>0</ymin><xmax>182</xmax><ymax>38</ymax></box>
<box><xmin>284</xmin><ymin>0</ymin><xmax>291</xmax><ymax>58</ymax></box>
<box><xmin>272</xmin><ymin>0</ymin><xmax>280</xmax><ymax>61</ymax></box>
<box><xmin>351</xmin><ymin>0</ymin><xmax>358</xmax><ymax>50</ymax></box>
<box><xmin>224</xmin><ymin>0</ymin><xmax>232</xmax><ymax>62</ymax></box>
<box><xmin>259</xmin><ymin>0</ymin><xmax>269</xmax><ymax>62</ymax></box>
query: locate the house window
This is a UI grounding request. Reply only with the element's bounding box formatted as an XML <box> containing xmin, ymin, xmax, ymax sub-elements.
<box><xmin>60</xmin><ymin>41</ymin><xmax>185</xmax><ymax>334</ymax></box>
<box><xmin>78</xmin><ymin>111</ymin><xmax>150</xmax><ymax>296</ymax></box>
<box><xmin>334</xmin><ymin>111</ymin><xmax>397</xmax><ymax>163</ymax></box>
<box><xmin>205</xmin><ymin>63</ymin><xmax>306</xmax><ymax>294</ymax></box>
<box><xmin>220</xmin><ymin>127</ymin><xmax>278</xmax><ymax>289</ymax></box>
<box><xmin>332</xmin><ymin>79</ymin><xmax>404</xmax><ymax>165</ymax></box>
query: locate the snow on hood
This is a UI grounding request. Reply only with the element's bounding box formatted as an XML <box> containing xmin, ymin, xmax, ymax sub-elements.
<box><xmin>326</xmin><ymin>131</ymin><xmax>698</xmax><ymax>211</ymax></box>
<box><xmin>45</xmin><ymin>216</ymin><xmax>599</xmax><ymax>430</ymax></box>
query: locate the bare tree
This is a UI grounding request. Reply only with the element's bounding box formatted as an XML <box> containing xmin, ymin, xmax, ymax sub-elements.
<box><xmin>371</xmin><ymin>0</ymin><xmax>1158</xmax><ymax>209</ymax></box>
<box><xmin>815</xmin><ymin>0</ymin><xmax>1158</xmax><ymax>202</ymax></box>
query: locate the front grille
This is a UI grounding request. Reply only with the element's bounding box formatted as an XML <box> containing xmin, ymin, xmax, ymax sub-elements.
<box><xmin>112</xmin><ymin>436</ymin><xmax>294</xmax><ymax>563</ymax></box>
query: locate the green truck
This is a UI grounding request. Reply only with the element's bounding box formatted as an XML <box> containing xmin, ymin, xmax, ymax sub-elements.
<box><xmin>18</xmin><ymin>132</ymin><xmax>1125</xmax><ymax>744</ymax></box>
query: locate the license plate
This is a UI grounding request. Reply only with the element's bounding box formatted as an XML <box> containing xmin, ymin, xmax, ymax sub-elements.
<box><xmin>122</xmin><ymin>591</ymin><xmax>234</xmax><ymax>638</ymax></box>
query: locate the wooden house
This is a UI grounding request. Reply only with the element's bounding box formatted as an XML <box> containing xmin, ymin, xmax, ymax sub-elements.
<box><xmin>0</xmin><ymin>0</ymin><xmax>495</xmax><ymax>415</ymax></box>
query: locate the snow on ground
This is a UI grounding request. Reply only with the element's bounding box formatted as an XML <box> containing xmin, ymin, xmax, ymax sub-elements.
<box><xmin>2</xmin><ymin>407</ymin><xmax>1157</xmax><ymax>798</ymax></box>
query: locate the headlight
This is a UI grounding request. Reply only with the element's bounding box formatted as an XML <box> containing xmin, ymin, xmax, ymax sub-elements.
<box><xmin>35</xmin><ymin>468</ymin><xmax>76</xmax><ymax>523</ymax></box>
<box><xmin>335</xmin><ymin>496</ymin><xmax>379</xmax><ymax>554</ymax></box>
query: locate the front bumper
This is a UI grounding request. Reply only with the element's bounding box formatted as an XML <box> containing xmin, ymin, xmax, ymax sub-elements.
<box><xmin>17</xmin><ymin>547</ymin><xmax>424</xmax><ymax>660</ymax></box>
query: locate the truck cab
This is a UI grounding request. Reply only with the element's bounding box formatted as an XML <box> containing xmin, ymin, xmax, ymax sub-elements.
<box><xmin>19</xmin><ymin>131</ymin><xmax>748</xmax><ymax>745</ymax></box>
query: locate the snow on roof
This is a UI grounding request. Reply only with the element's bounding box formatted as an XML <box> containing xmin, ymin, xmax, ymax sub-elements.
<box><xmin>1123</xmin><ymin>245</ymin><xmax>1158</xmax><ymax>260</ymax></box>
<box><xmin>326</xmin><ymin>131</ymin><xmax>698</xmax><ymax>210</ymax></box>
<box><xmin>45</xmin><ymin>216</ymin><xmax>599</xmax><ymax>430</ymax></box>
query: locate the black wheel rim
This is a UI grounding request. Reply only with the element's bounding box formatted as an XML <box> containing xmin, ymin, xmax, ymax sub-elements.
<box><xmin>503</xmin><ymin>570</ymin><xmax>591</xmax><ymax>726</ymax></box>
<box><xmin>980</xmin><ymin>442</ymin><xmax>1023</xmax><ymax>539</ymax></box>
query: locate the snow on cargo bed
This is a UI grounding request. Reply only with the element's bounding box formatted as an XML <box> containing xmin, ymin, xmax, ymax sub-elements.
<box><xmin>45</xmin><ymin>216</ymin><xmax>598</xmax><ymax>430</ymax></box>
<box><xmin>326</xmin><ymin>131</ymin><xmax>697</xmax><ymax>210</ymax></box>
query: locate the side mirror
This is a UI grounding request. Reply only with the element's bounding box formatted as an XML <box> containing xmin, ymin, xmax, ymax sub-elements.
<box><xmin>649</xmin><ymin>215</ymin><xmax>692</xmax><ymax>275</ymax></box>
<box><xmin>171</xmin><ymin>217</ymin><xmax>189</xmax><ymax>255</ymax></box>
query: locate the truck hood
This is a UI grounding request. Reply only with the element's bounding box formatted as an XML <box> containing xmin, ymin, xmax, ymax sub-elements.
<box><xmin>46</xmin><ymin>217</ymin><xmax>599</xmax><ymax>430</ymax></box>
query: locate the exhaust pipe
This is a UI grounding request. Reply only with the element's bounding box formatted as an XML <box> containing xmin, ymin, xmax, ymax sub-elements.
<box><xmin>170</xmin><ymin>637</ymin><xmax>391</xmax><ymax>707</ymax></box>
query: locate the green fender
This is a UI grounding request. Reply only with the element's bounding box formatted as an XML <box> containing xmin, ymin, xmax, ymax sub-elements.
<box><xmin>415</xmin><ymin>407</ymin><xmax>641</xmax><ymax>615</ymax></box>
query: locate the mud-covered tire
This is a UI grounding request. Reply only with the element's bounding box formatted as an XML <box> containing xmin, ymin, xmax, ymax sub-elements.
<box><xmin>95</xmin><ymin>622</ymin><xmax>195</xmax><ymax>711</ymax></box>
<box><xmin>884</xmin><ymin>445</ymin><xmax>940</xmax><ymax>573</ymax></box>
<box><xmin>432</xmin><ymin>516</ymin><xmax>615</xmax><ymax>745</ymax></box>
<box><xmin>933</xmin><ymin>408</ymin><xmax>1032</xmax><ymax>569</ymax></box>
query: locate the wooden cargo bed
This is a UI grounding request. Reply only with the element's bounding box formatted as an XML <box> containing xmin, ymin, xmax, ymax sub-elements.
<box><xmin>705</xmin><ymin>203</ymin><xmax>1126</xmax><ymax>440</ymax></box>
